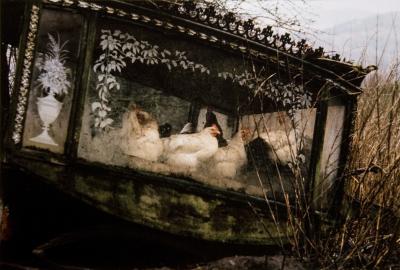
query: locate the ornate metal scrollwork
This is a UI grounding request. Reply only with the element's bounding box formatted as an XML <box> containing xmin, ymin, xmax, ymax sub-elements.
<box><xmin>41</xmin><ymin>0</ymin><xmax>359</xmax><ymax>68</ymax></box>
<box><xmin>162</xmin><ymin>2</ymin><xmax>349</xmax><ymax>62</ymax></box>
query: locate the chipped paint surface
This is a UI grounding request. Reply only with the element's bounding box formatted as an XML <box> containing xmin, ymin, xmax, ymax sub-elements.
<box><xmin>72</xmin><ymin>173</ymin><xmax>288</xmax><ymax>244</ymax></box>
<box><xmin>75</xmin><ymin>177</ymin><xmax>114</xmax><ymax>204</ymax></box>
<box><xmin>10</xmin><ymin>146</ymin><xmax>290</xmax><ymax>246</ymax></box>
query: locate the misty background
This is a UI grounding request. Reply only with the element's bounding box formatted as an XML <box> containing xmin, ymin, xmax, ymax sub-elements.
<box><xmin>224</xmin><ymin>0</ymin><xmax>400</xmax><ymax>70</ymax></box>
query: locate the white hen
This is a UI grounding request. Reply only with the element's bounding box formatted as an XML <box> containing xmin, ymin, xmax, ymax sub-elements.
<box><xmin>120</xmin><ymin>105</ymin><xmax>163</xmax><ymax>162</ymax></box>
<box><xmin>207</xmin><ymin>129</ymin><xmax>250</xmax><ymax>179</ymax></box>
<box><xmin>162</xmin><ymin>125</ymin><xmax>220</xmax><ymax>171</ymax></box>
<box><xmin>259</xmin><ymin>130</ymin><xmax>297</xmax><ymax>166</ymax></box>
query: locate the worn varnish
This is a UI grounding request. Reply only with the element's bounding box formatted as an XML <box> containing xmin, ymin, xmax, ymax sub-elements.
<box><xmin>2</xmin><ymin>0</ymin><xmax>374</xmax><ymax>250</ymax></box>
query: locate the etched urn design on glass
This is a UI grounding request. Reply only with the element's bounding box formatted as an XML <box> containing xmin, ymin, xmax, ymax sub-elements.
<box><xmin>30</xmin><ymin>33</ymin><xmax>71</xmax><ymax>146</ymax></box>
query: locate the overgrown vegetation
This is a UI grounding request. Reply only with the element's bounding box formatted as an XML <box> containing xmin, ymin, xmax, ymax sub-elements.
<box><xmin>276</xmin><ymin>66</ymin><xmax>400</xmax><ymax>269</ymax></box>
<box><xmin>207</xmin><ymin>1</ymin><xmax>400</xmax><ymax>267</ymax></box>
<box><xmin>343</xmin><ymin>66</ymin><xmax>400</xmax><ymax>268</ymax></box>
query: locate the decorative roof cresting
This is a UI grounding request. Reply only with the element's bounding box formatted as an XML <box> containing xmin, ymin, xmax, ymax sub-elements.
<box><xmin>168</xmin><ymin>1</ymin><xmax>330</xmax><ymax>60</ymax></box>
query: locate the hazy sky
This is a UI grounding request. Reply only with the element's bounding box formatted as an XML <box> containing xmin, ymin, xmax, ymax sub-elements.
<box><xmin>309</xmin><ymin>0</ymin><xmax>400</xmax><ymax>29</ymax></box>
<box><xmin>224</xmin><ymin>0</ymin><xmax>400</xmax><ymax>67</ymax></box>
<box><xmin>226</xmin><ymin>0</ymin><xmax>400</xmax><ymax>30</ymax></box>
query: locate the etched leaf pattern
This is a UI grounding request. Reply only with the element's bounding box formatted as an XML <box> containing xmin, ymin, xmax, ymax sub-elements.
<box><xmin>218</xmin><ymin>71</ymin><xmax>312</xmax><ymax>117</ymax></box>
<box><xmin>92</xmin><ymin>29</ymin><xmax>210</xmax><ymax>130</ymax></box>
<box><xmin>92</xmin><ymin>29</ymin><xmax>310</xmax><ymax>131</ymax></box>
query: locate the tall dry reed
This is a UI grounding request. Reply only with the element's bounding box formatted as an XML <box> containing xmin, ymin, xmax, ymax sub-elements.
<box><xmin>290</xmin><ymin>65</ymin><xmax>400</xmax><ymax>269</ymax></box>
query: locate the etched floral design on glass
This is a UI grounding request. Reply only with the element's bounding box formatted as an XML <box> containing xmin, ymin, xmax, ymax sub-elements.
<box><xmin>29</xmin><ymin>33</ymin><xmax>71</xmax><ymax>146</ymax></box>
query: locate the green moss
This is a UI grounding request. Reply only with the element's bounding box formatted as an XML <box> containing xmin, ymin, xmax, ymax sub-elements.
<box><xmin>139</xmin><ymin>194</ymin><xmax>158</xmax><ymax>206</ymax></box>
<box><xmin>74</xmin><ymin>175</ymin><xmax>290</xmax><ymax>245</ymax></box>
<box><xmin>226</xmin><ymin>215</ymin><xmax>236</xmax><ymax>225</ymax></box>
<box><xmin>178</xmin><ymin>194</ymin><xmax>211</xmax><ymax>218</ymax></box>
<box><xmin>75</xmin><ymin>177</ymin><xmax>113</xmax><ymax>203</ymax></box>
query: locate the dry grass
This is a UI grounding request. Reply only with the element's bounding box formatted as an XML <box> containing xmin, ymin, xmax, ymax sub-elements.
<box><xmin>335</xmin><ymin>66</ymin><xmax>400</xmax><ymax>268</ymax></box>
<box><xmin>349</xmin><ymin>67</ymin><xmax>400</xmax><ymax>214</ymax></box>
<box><xmin>255</xmin><ymin>64</ymin><xmax>400</xmax><ymax>269</ymax></box>
<box><xmin>290</xmin><ymin>65</ymin><xmax>400</xmax><ymax>269</ymax></box>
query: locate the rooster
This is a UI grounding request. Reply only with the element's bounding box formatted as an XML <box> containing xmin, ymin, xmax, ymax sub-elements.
<box><xmin>162</xmin><ymin>124</ymin><xmax>220</xmax><ymax>171</ymax></box>
<box><xmin>120</xmin><ymin>104</ymin><xmax>163</xmax><ymax>162</ymax></box>
<box><xmin>207</xmin><ymin>128</ymin><xmax>251</xmax><ymax>179</ymax></box>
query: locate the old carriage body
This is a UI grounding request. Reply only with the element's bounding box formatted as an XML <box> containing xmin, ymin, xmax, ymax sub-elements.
<box><xmin>1</xmin><ymin>0</ymin><xmax>373</xmax><ymax>250</ymax></box>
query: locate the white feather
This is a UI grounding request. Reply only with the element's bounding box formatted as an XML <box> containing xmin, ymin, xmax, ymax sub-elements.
<box><xmin>259</xmin><ymin>130</ymin><xmax>297</xmax><ymax>165</ymax></box>
<box><xmin>120</xmin><ymin>108</ymin><xmax>163</xmax><ymax>162</ymax></box>
<box><xmin>207</xmin><ymin>130</ymin><xmax>247</xmax><ymax>179</ymax></box>
<box><xmin>179</xmin><ymin>122</ymin><xmax>194</xmax><ymax>134</ymax></box>
<box><xmin>162</xmin><ymin>127</ymin><xmax>219</xmax><ymax>171</ymax></box>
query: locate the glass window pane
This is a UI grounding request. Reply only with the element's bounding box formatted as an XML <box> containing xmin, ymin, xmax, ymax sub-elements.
<box><xmin>316</xmin><ymin>105</ymin><xmax>346</xmax><ymax>205</ymax></box>
<box><xmin>239</xmin><ymin>109</ymin><xmax>316</xmax><ymax>198</ymax></box>
<box><xmin>77</xmin><ymin>19</ymin><xmax>316</xmax><ymax>200</ymax></box>
<box><xmin>22</xmin><ymin>9</ymin><xmax>83</xmax><ymax>153</ymax></box>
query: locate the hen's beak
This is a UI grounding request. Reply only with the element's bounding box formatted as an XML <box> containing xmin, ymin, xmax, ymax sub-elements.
<box><xmin>211</xmin><ymin>129</ymin><xmax>220</xmax><ymax>137</ymax></box>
